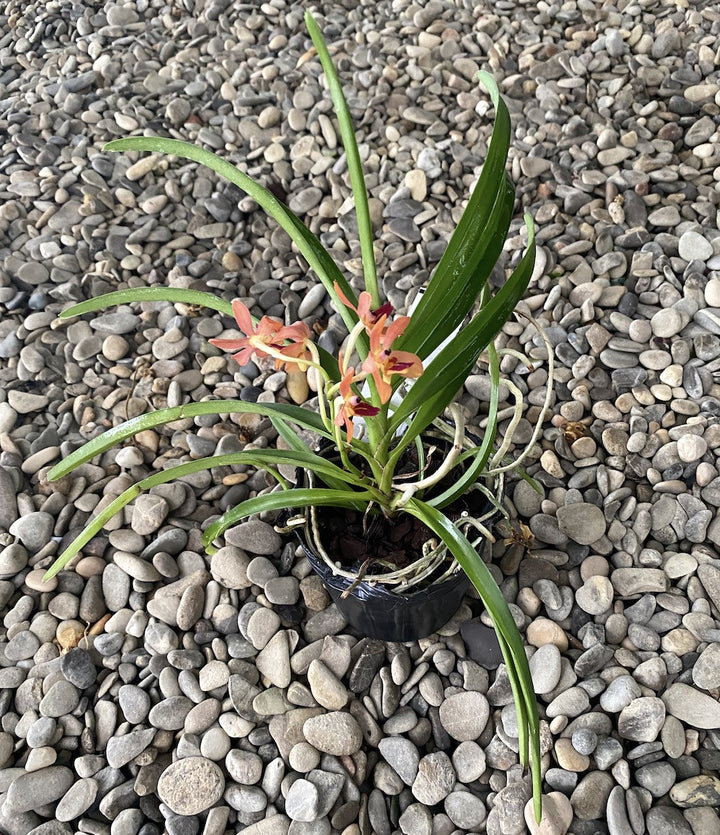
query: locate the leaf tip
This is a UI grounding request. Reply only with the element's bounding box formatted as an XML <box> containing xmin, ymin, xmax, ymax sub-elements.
<box><xmin>476</xmin><ymin>70</ymin><xmax>500</xmax><ymax>107</ymax></box>
<box><xmin>46</xmin><ymin>465</ymin><xmax>63</xmax><ymax>482</ymax></box>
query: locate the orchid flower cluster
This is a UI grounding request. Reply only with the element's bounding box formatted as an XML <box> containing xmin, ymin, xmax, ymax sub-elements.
<box><xmin>211</xmin><ymin>286</ymin><xmax>422</xmax><ymax>446</ymax></box>
<box><xmin>41</xmin><ymin>11</ymin><xmax>547</xmax><ymax>821</ymax></box>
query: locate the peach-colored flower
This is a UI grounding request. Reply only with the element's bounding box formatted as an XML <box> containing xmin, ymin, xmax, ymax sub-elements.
<box><xmin>209</xmin><ymin>300</ymin><xmax>311</xmax><ymax>370</ymax></box>
<box><xmin>335</xmin><ymin>364</ymin><xmax>379</xmax><ymax>441</ymax></box>
<box><xmin>362</xmin><ymin>315</ymin><xmax>422</xmax><ymax>403</ymax></box>
<box><xmin>334</xmin><ymin>282</ymin><xmax>393</xmax><ymax>328</ymax></box>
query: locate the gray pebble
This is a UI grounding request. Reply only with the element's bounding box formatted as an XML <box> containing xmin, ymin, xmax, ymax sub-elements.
<box><xmin>156</xmin><ymin>756</ymin><xmax>225</xmax><ymax>815</ymax></box>
<box><xmin>378</xmin><ymin>736</ymin><xmax>420</xmax><ymax>785</ymax></box>
<box><xmin>106</xmin><ymin>727</ymin><xmax>156</xmax><ymax>769</ymax></box>
<box><xmin>9</xmin><ymin>512</ymin><xmax>53</xmax><ymax>551</ymax></box>
<box><xmin>617</xmin><ymin>697</ymin><xmax>666</xmax><ymax>742</ymax></box>
<box><xmin>412</xmin><ymin>751</ymin><xmax>455</xmax><ymax>805</ymax></box>
<box><xmin>3</xmin><ymin>766</ymin><xmax>74</xmax><ymax>814</ymax></box>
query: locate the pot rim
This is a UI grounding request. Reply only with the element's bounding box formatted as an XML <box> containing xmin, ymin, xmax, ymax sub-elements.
<box><xmin>299</xmin><ymin>471</ymin><xmax>505</xmax><ymax>593</ymax></box>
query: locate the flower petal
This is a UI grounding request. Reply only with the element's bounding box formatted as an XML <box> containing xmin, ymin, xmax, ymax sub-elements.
<box><xmin>208</xmin><ymin>337</ymin><xmax>249</xmax><ymax>350</ymax></box>
<box><xmin>381</xmin><ymin>315</ymin><xmax>411</xmax><ymax>348</ymax></box>
<box><xmin>232</xmin><ymin>300</ymin><xmax>255</xmax><ymax>336</ymax></box>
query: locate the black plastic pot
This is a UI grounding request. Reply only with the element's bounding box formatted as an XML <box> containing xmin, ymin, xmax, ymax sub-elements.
<box><xmin>298</xmin><ymin>529</ymin><xmax>473</xmax><ymax>642</ymax></box>
<box><xmin>290</xmin><ymin>426</ymin><xmax>501</xmax><ymax>642</ymax></box>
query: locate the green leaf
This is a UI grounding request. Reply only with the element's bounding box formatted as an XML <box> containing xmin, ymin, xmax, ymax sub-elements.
<box><xmin>202</xmin><ymin>487</ymin><xmax>373</xmax><ymax>551</ymax></box>
<box><xmin>58</xmin><ymin>287</ymin><xmax>234</xmax><ymax>319</ymax></box>
<box><xmin>405</xmin><ymin>498</ymin><xmax>541</xmax><ymax>819</ymax></box>
<box><xmin>47</xmin><ymin>400</ymin><xmax>334</xmax><ymax>482</ymax></box>
<box><xmin>305</xmin><ymin>11</ymin><xmax>378</xmax><ymax>307</ymax></box>
<box><xmin>103</xmin><ymin>137</ymin><xmax>363</xmax><ymax>343</ymax></box>
<box><xmin>43</xmin><ymin>451</ymin><xmax>369</xmax><ymax>581</ymax></box>
<box><xmin>270</xmin><ymin>416</ymin><xmax>346</xmax><ymax>492</ymax></box>
<box><xmin>400</xmin><ymin>72</ymin><xmax>513</xmax><ymax>360</ymax></box>
<box><xmin>387</xmin><ymin>214</ymin><xmax>535</xmax><ymax>445</ymax></box>
<box><xmin>317</xmin><ymin>344</ymin><xmax>342</xmax><ymax>383</ymax></box>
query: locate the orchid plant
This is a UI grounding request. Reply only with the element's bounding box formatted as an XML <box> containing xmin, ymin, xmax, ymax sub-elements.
<box><xmin>42</xmin><ymin>12</ymin><xmax>549</xmax><ymax>820</ymax></box>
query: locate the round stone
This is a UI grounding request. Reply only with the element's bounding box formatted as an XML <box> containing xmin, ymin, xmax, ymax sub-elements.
<box><xmin>225</xmin><ymin>519</ymin><xmax>282</xmax><ymax>554</ymax></box>
<box><xmin>662</xmin><ymin>683</ymin><xmax>720</xmax><ymax>729</ymax></box>
<box><xmin>438</xmin><ymin>691</ymin><xmax>490</xmax><ymax>741</ymax></box>
<box><xmin>693</xmin><ymin>643</ymin><xmax>720</xmax><ymax>690</ymax></box>
<box><xmin>210</xmin><ymin>546</ymin><xmax>252</xmax><ymax>589</ymax></box>
<box><xmin>156</xmin><ymin>756</ymin><xmax>225</xmax><ymax>815</ymax></box>
<box><xmin>452</xmin><ymin>740</ymin><xmax>486</xmax><ymax>783</ymax></box>
<box><xmin>412</xmin><ymin>751</ymin><xmax>455</xmax><ymax>805</ymax></box>
<box><xmin>679</xmin><ymin>230</ymin><xmax>713</xmax><ymax>261</ymax></box>
<box><xmin>575</xmin><ymin>576</ymin><xmax>614</xmax><ymax>615</ymax></box>
<box><xmin>570</xmin><ymin>771</ymin><xmax>615</xmax><ymax>819</ymax></box>
<box><xmin>677</xmin><ymin>434</ymin><xmax>708</xmax><ymax>463</ymax></box>
<box><xmin>131</xmin><ymin>494</ymin><xmax>169</xmax><ymax>535</ymax></box>
<box><xmin>527</xmin><ymin>618</ymin><xmax>569</xmax><ymax>651</ymax></box>
<box><xmin>378</xmin><ymin>736</ymin><xmax>420</xmax><ymax>787</ymax></box>
<box><xmin>285</xmin><ymin>779</ymin><xmax>320</xmax><ymax>822</ymax></box>
<box><xmin>524</xmin><ymin>792</ymin><xmax>573</xmax><ymax>835</ymax></box>
<box><xmin>60</xmin><ymin>649</ymin><xmax>97</xmax><ymax>689</ymax></box>
<box><xmin>671</xmin><ymin>775</ymin><xmax>720</xmax><ymax>807</ymax></box>
<box><xmin>529</xmin><ymin>644</ymin><xmax>562</xmax><ymax>695</ymax></box>
<box><xmin>3</xmin><ymin>766</ymin><xmax>74</xmax><ymax>814</ymax></box>
<box><xmin>636</xmin><ymin>762</ymin><xmax>676</xmax><ymax>797</ymax></box>
<box><xmin>226</xmin><ymin>750</ymin><xmax>264</xmax><ymax>784</ymax></box>
<box><xmin>307</xmin><ymin>659</ymin><xmax>348</xmax><ymax>710</ymax></box>
<box><xmin>554</xmin><ymin>738</ymin><xmax>590</xmax><ymax>772</ymax></box>
<box><xmin>303</xmin><ymin>712</ymin><xmax>362</xmax><ymax>755</ymax></box>
<box><xmin>650</xmin><ymin>308</ymin><xmax>684</xmax><ymax>338</ymax></box>
<box><xmin>555</xmin><ymin>503</ymin><xmax>606</xmax><ymax>545</ymax></box>
<box><xmin>705</xmin><ymin>278</ymin><xmax>720</xmax><ymax>307</ymax></box>
<box><xmin>9</xmin><ymin>512</ymin><xmax>53</xmax><ymax>551</ymax></box>
<box><xmin>617</xmin><ymin>697</ymin><xmax>666</xmax><ymax>741</ymax></box>
<box><xmin>444</xmin><ymin>791</ymin><xmax>487</xmax><ymax>829</ymax></box>
<box><xmin>600</xmin><ymin>675</ymin><xmax>642</xmax><ymax>713</ymax></box>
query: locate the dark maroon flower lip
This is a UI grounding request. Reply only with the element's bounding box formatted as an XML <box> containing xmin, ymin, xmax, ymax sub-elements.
<box><xmin>350</xmin><ymin>398</ymin><xmax>380</xmax><ymax>417</ymax></box>
<box><xmin>370</xmin><ymin>302</ymin><xmax>394</xmax><ymax>321</ymax></box>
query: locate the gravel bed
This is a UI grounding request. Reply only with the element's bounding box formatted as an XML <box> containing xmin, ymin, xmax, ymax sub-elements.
<box><xmin>2</xmin><ymin>0</ymin><xmax>720</xmax><ymax>833</ymax></box>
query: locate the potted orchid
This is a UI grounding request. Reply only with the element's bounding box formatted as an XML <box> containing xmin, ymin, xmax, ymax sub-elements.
<box><xmin>42</xmin><ymin>12</ymin><xmax>546</xmax><ymax>820</ymax></box>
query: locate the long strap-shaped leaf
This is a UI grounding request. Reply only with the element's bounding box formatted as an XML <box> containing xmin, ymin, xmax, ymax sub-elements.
<box><xmin>399</xmin><ymin>72</ymin><xmax>512</xmax><ymax>360</ymax></box>
<box><xmin>305</xmin><ymin>11</ymin><xmax>379</xmax><ymax>308</ymax></box>
<box><xmin>59</xmin><ymin>287</ymin><xmax>234</xmax><ymax>318</ymax></box>
<box><xmin>59</xmin><ymin>287</ymin><xmax>342</xmax><ymax>383</ymax></box>
<box><xmin>403</xmin><ymin>172</ymin><xmax>514</xmax><ymax>372</ymax></box>
<box><xmin>47</xmin><ymin>400</ymin><xmax>335</xmax><ymax>481</ymax></box>
<box><xmin>406</xmin><ymin>498</ymin><xmax>541</xmax><ymax>822</ymax></box>
<box><xmin>43</xmin><ymin>452</ymin><xmax>373</xmax><ymax>580</ymax></box>
<box><xmin>387</xmin><ymin>215</ymin><xmax>535</xmax><ymax>444</ymax></box>
<box><xmin>202</xmin><ymin>487</ymin><xmax>373</xmax><ymax>551</ymax></box>
<box><xmin>103</xmin><ymin>137</ymin><xmax>363</xmax><ymax>344</ymax></box>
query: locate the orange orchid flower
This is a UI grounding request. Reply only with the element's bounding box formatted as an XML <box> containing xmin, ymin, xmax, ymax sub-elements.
<box><xmin>209</xmin><ymin>300</ymin><xmax>312</xmax><ymax>371</ymax></box>
<box><xmin>335</xmin><ymin>364</ymin><xmax>379</xmax><ymax>442</ymax></box>
<box><xmin>334</xmin><ymin>282</ymin><xmax>393</xmax><ymax>328</ymax></box>
<box><xmin>362</xmin><ymin>315</ymin><xmax>423</xmax><ymax>403</ymax></box>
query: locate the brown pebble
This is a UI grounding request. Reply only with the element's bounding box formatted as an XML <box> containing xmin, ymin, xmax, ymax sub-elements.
<box><xmin>526</xmin><ymin>618</ymin><xmax>569</xmax><ymax>652</ymax></box>
<box><xmin>75</xmin><ymin>557</ymin><xmax>106</xmax><ymax>578</ymax></box>
<box><xmin>554</xmin><ymin>738</ymin><xmax>590</xmax><ymax>772</ymax></box>
<box><xmin>286</xmin><ymin>371</ymin><xmax>309</xmax><ymax>405</ymax></box>
<box><xmin>56</xmin><ymin>620</ymin><xmax>86</xmax><ymax>651</ymax></box>
<box><xmin>25</xmin><ymin>569</ymin><xmax>58</xmax><ymax>592</ymax></box>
